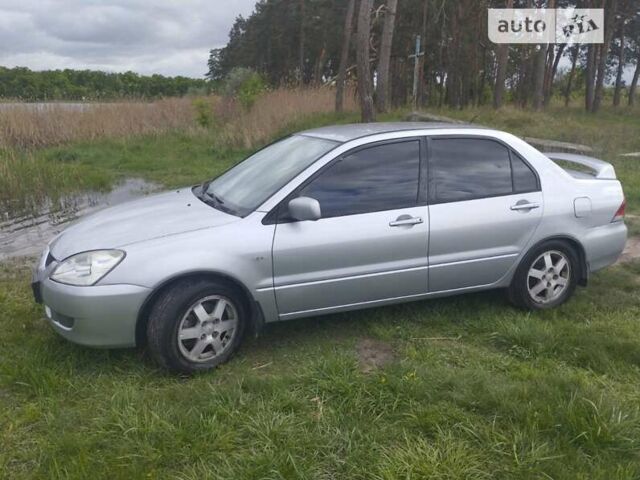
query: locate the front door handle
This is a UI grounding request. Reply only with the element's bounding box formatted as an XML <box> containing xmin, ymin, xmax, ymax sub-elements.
<box><xmin>510</xmin><ymin>202</ymin><xmax>540</xmax><ymax>211</ymax></box>
<box><xmin>389</xmin><ymin>215</ymin><xmax>423</xmax><ymax>227</ymax></box>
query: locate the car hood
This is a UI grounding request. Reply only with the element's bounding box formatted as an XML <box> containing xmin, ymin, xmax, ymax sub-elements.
<box><xmin>50</xmin><ymin>188</ymin><xmax>239</xmax><ymax>260</ymax></box>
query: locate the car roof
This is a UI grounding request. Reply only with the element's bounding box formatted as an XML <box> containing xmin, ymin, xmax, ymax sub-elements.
<box><xmin>297</xmin><ymin>122</ymin><xmax>487</xmax><ymax>143</ymax></box>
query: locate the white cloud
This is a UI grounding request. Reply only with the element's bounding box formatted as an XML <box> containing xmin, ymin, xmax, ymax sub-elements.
<box><xmin>0</xmin><ymin>0</ymin><xmax>257</xmax><ymax>77</ymax></box>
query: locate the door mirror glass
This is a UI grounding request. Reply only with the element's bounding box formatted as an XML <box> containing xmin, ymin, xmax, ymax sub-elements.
<box><xmin>288</xmin><ymin>196</ymin><xmax>321</xmax><ymax>221</ymax></box>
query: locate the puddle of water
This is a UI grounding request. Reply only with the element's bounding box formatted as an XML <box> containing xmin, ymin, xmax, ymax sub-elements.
<box><xmin>0</xmin><ymin>178</ymin><xmax>159</xmax><ymax>260</ymax></box>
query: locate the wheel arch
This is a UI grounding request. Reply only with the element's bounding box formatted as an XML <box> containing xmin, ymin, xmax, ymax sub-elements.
<box><xmin>522</xmin><ymin>235</ymin><xmax>588</xmax><ymax>286</ymax></box>
<box><xmin>135</xmin><ymin>270</ymin><xmax>265</xmax><ymax>347</ymax></box>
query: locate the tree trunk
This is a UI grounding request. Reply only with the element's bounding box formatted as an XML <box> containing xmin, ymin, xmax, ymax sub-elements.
<box><xmin>544</xmin><ymin>43</ymin><xmax>565</xmax><ymax>107</ymax></box>
<box><xmin>298</xmin><ymin>0</ymin><xmax>305</xmax><ymax>85</ymax></box>
<box><xmin>356</xmin><ymin>0</ymin><xmax>375</xmax><ymax>122</ymax></box>
<box><xmin>585</xmin><ymin>44</ymin><xmax>596</xmax><ymax>111</ymax></box>
<box><xmin>564</xmin><ymin>45</ymin><xmax>579</xmax><ymax>107</ymax></box>
<box><xmin>493</xmin><ymin>0</ymin><xmax>512</xmax><ymax>109</ymax></box>
<box><xmin>335</xmin><ymin>0</ymin><xmax>357</xmax><ymax>112</ymax></box>
<box><xmin>629</xmin><ymin>55</ymin><xmax>640</xmax><ymax>106</ymax></box>
<box><xmin>613</xmin><ymin>20</ymin><xmax>625</xmax><ymax>107</ymax></box>
<box><xmin>313</xmin><ymin>46</ymin><xmax>327</xmax><ymax>86</ymax></box>
<box><xmin>516</xmin><ymin>48</ymin><xmax>532</xmax><ymax>108</ymax></box>
<box><xmin>518</xmin><ymin>0</ymin><xmax>535</xmax><ymax>107</ymax></box>
<box><xmin>446</xmin><ymin>2</ymin><xmax>462</xmax><ymax>108</ymax></box>
<box><xmin>537</xmin><ymin>0</ymin><xmax>555</xmax><ymax>108</ymax></box>
<box><xmin>592</xmin><ymin>0</ymin><xmax>617</xmax><ymax>112</ymax></box>
<box><xmin>532</xmin><ymin>44</ymin><xmax>546</xmax><ymax>110</ymax></box>
<box><xmin>375</xmin><ymin>0</ymin><xmax>398</xmax><ymax>113</ymax></box>
<box><xmin>493</xmin><ymin>4</ymin><xmax>512</xmax><ymax>110</ymax></box>
<box><xmin>417</xmin><ymin>0</ymin><xmax>428</xmax><ymax>107</ymax></box>
<box><xmin>478</xmin><ymin>42</ymin><xmax>488</xmax><ymax>106</ymax></box>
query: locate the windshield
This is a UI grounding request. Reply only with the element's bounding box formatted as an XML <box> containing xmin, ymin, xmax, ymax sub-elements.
<box><xmin>203</xmin><ymin>135</ymin><xmax>337</xmax><ymax>216</ymax></box>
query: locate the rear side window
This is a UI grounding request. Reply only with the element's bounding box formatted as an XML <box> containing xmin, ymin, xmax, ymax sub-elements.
<box><xmin>430</xmin><ymin>138</ymin><xmax>512</xmax><ymax>203</ymax></box>
<box><xmin>297</xmin><ymin>140</ymin><xmax>420</xmax><ymax>218</ymax></box>
<box><xmin>429</xmin><ymin>138</ymin><xmax>539</xmax><ymax>203</ymax></box>
<box><xmin>511</xmin><ymin>151</ymin><xmax>538</xmax><ymax>193</ymax></box>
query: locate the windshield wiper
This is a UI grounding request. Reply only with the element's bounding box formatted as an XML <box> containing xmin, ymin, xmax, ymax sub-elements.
<box><xmin>198</xmin><ymin>187</ymin><xmax>237</xmax><ymax>215</ymax></box>
<box><xmin>199</xmin><ymin>179</ymin><xmax>225</xmax><ymax>205</ymax></box>
<box><xmin>194</xmin><ymin>182</ymin><xmax>239</xmax><ymax>215</ymax></box>
<box><xmin>205</xmin><ymin>190</ymin><xmax>225</xmax><ymax>205</ymax></box>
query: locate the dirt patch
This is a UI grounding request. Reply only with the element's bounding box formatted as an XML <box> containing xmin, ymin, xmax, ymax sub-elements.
<box><xmin>617</xmin><ymin>236</ymin><xmax>640</xmax><ymax>264</ymax></box>
<box><xmin>356</xmin><ymin>338</ymin><xmax>395</xmax><ymax>373</ymax></box>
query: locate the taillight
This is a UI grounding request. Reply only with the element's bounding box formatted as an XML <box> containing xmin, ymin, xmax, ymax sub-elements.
<box><xmin>612</xmin><ymin>198</ymin><xmax>626</xmax><ymax>222</ymax></box>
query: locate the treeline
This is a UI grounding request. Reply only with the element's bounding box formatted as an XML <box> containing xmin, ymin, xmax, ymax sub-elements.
<box><xmin>208</xmin><ymin>0</ymin><xmax>640</xmax><ymax>118</ymax></box>
<box><xmin>0</xmin><ymin>67</ymin><xmax>209</xmax><ymax>101</ymax></box>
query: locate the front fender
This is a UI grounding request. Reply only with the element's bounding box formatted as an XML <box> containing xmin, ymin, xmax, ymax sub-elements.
<box><xmin>99</xmin><ymin>218</ymin><xmax>278</xmax><ymax>323</ymax></box>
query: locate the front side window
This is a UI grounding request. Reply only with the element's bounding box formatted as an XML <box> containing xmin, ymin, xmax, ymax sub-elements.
<box><xmin>297</xmin><ymin>140</ymin><xmax>421</xmax><ymax>218</ymax></box>
<box><xmin>429</xmin><ymin>138</ymin><xmax>537</xmax><ymax>203</ymax></box>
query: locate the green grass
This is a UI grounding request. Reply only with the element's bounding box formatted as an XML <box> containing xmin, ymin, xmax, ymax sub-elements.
<box><xmin>0</xmin><ymin>148</ymin><xmax>110</xmax><ymax>214</ymax></box>
<box><xmin>2</xmin><ymin>258</ymin><xmax>640</xmax><ymax>478</ymax></box>
<box><xmin>2</xmin><ymin>104</ymin><xmax>640</xmax><ymax>478</ymax></box>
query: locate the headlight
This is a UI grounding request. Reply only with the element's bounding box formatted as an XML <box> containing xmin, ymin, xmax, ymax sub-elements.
<box><xmin>50</xmin><ymin>250</ymin><xmax>125</xmax><ymax>286</ymax></box>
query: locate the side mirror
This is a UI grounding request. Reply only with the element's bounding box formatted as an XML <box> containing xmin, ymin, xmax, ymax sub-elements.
<box><xmin>288</xmin><ymin>196</ymin><xmax>321</xmax><ymax>222</ymax></box>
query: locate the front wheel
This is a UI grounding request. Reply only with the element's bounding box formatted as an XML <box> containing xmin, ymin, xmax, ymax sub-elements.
<box><xmin>147</xmin><ymin>279</ymin><xmax>247</xmax><ymax>373</ymax></box>
<box><xmin>508</xmin><ymin>240</ymin><xmax>579</xmax><ymax>310</ymax></box>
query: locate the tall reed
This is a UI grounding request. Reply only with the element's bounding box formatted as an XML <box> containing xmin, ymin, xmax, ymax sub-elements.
<box><xmin>216</xmin><ymin>87</ymin><xmax>357</xmax><ymax>148</ymax></box>
<box><xmin>0</xmin><ymin>98</ymin><xmax>197</xmax><ymax>150</ymax></box>
<box><xmin>0</xmin><ymin>88</ymin><xmax>356</xmax><ymax>151</ymax></box>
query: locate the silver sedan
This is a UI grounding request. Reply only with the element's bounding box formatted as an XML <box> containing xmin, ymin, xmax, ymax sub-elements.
<box><xmin>32</xmin><ymin>123</ymin><xmax>627</xmax><ymax>372</ymax></box>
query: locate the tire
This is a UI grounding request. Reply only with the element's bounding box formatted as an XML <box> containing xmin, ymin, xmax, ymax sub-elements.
<box><xmin>508</xmin><ymin>240</ymin><xmax>579</xmax><ymax>310</ymax></box>
<box><xmin>146</xmin><ymin>278</ymin><xmax>247</xmax><ymax>373</ymax></box>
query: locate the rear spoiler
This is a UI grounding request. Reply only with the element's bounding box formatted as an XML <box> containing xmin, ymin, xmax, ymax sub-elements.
<box><xmin>545</xmin><ymin>152</ymin><xmax>617</xmax><ymax>180</ymax></box>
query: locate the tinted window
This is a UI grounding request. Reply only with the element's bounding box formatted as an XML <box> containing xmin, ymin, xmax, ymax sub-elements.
<box><xmin>430</xmin><ymin>138</ymin><xmax>512</xmax><ymax>202</ymax></box>
<box><xmin>511</xmin><ymin>151</ymin><xmax>538</xmax><ymax>192</ymax></box>
<box><xmin>297</xmin><ymin>140</ymin><xmax>420</xmax><ymax>218</ymax></box>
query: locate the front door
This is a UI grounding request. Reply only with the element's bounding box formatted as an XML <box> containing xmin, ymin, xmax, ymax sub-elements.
<box><xmin>427</xmin><ymin>136</ymin><xmax>543</xmax><ymax>292</ymax></box>
<box><xmin>271</xmin><ymin>139</ymin><xmax>429</xmax><ymax>318</ymax></box>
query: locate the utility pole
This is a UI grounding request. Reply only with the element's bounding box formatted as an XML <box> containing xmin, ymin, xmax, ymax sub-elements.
<box><xmin>409</xmin><ymin>35</ymin><xmax>424</xmax><ymax>110</ymax></box>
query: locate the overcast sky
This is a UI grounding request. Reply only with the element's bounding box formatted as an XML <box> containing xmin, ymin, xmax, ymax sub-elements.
<box><xmin>0</xmin><ymin>1</ymin><xmax>634</xmax><ymax>83</ymax></box>
<box><xmin>0</xmin><ymin>0</ymin><xmax>257</xmax><ymax>78</ymax></box>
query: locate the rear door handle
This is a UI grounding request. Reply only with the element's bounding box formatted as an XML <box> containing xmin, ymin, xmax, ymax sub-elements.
<box><xmin>510</xmin><ymin>202</ymin><xmax>540</xmax><ymax>211</ymax></box>
<box><xmin>389</xmin><ymin>216</ymin><xmax>423</xmax><ymax>227</ymax></box>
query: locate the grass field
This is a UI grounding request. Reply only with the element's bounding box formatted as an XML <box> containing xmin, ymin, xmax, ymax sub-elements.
<box><xmin>1</xmin><ymin>100</ymin><xmax>640</xmax><ymax>478</ymax></box>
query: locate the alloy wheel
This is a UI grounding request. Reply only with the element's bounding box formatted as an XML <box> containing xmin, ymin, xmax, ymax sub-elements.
<box><xmin>526</xmin><ymin>250</ymin><xmax>571</xmax><ymax>304</ymax></box>
<box><xmin>177</xmin><ymin>295</ymin><xmax>238</xmax><ymax>363</ymax></box>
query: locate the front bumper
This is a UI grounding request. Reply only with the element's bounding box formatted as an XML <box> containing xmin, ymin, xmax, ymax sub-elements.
<box><xmin>32</xmin><ymin>248</ymin><xmax>151</xmax><ymax>348</ymax></box>
<box><xmin>39</xmin><ymin>279</ymin><xmax>151</xmax><ymax>348</ymax></box>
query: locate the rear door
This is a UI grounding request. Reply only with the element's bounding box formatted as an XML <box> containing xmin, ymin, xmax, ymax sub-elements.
<box><xmin>271</xmin><ymin>139</ymin><xmax>429</xmax><ymax>318</ymax></box>
<box><xmin>427</xmin><ymin>136</ymin><xmax>543</xmax><ymax>292</ymax></box>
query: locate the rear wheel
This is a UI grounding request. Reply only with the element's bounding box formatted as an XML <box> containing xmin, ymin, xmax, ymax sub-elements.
<box><xmin>147</xmin><ymin>279</ymin><xmax>247</xmax><ymax>373</ymax></box>
<box><xmin>508</xmin><ymin>240</ymin><xmax>579</xmax><ymax>310</ymax></box>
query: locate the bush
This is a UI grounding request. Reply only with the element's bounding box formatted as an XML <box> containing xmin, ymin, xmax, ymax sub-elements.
<box><xmin>222</xmin><ymin>67</ymin><xmax>266</xmax><ymax>109</ymax></box>
<box><xmin>192</xmin><ymin>98</ymin><xmax>213</xmax><ymax>128</ymax></box>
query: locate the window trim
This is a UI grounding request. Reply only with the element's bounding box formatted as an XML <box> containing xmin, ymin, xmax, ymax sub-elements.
<box><xmin>263</xmin><ymin>137</ymin><xmax>426</xmax><ymax>225</ymax></box>
<box><xmin>425</xmin><ymin>134</ymin><xmax>541</xmax><ymax>205</ymax></box>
